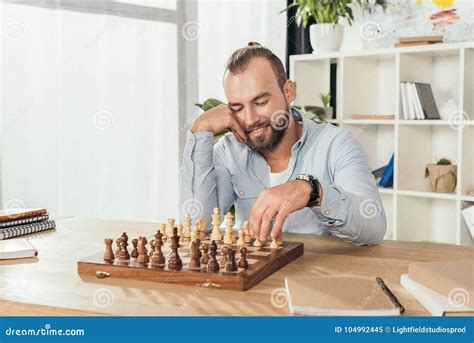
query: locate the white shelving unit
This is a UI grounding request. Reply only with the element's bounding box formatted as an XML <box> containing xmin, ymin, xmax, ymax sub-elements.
<box><xmin>290</xmin><ymin>41</ymin><xmax>474</xmax><ymax>246</ymax></box>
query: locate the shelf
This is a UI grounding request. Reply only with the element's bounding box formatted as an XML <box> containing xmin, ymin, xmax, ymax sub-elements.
<box><xmin>461</xmin><ymin>195</ymin><xmax>474</xmax><ymax>202</ymax></box>
<box><xmin>378</xmin><ymin>187</ymin><xmax>394</xmax><ymax>195</ymax></box>
<box><xmin>397</xmin><ymin>189</ymin><xmax>458</xmax><ymax>201</ymax></box>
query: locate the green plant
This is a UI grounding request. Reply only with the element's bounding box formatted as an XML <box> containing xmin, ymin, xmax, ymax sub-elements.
<box><xmin>437</xmin><ymin>158</ymin><xmax>452</xmax><ymax>165</ymax></box>
<box><xmin>195</xmin><ymin>98</ymin><xmax>223</xmax><ymax>111</ymax></box>
<box><xmin>281</xmin><ymin>0</ymin><xmax>355</xmax><ymax>28</ymax></box>
<box><xmin>320</xmin><ymin>92</ymin><xmax>331</xmax><ymax>107</ymax></box>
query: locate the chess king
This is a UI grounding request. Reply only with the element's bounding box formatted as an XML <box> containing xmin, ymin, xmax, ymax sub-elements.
<box><xmin>180</xmin><ymin>42</ymin><xmax>386</xmax><ymax>246</ymax></box>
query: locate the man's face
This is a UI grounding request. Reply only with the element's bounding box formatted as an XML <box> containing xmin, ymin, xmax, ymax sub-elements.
<box><xmin>223</xmin><ymin>57</ymin><xmax>291</xmax><ymax>152</ymax></box>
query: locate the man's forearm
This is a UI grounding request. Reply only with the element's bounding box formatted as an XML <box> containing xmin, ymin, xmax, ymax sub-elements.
<box><xmin>311</xmin><ymin>181</ymin><xmax>387</xmax><ymax>246</ymax></box>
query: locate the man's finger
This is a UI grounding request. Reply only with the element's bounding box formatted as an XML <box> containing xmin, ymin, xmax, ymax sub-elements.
<box><xmin>259</xmin><ymin>207</ymin><xmax>278</xmax><ymax>241</ymax></box>
<box><xmin>249</xmin><ymin>197</ymin><xmax>269</xmax><ymax>239</ymax></box>
<box><xmin>271</xmin><ymin>207</ymin><xmax>289</xmax><ymax>238</ymax></box>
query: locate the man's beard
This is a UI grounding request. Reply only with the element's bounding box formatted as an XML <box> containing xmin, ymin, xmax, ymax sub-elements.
<box><xmin>244</xmin><ymin>110</ymin><xmax>290</xmax><ymax>153</ymax></box>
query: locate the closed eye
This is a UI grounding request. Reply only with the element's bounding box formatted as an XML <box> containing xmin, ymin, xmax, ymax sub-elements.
<box><xmin>255</xmin><ymin>100</ymin><xmax>269</xmax><ymax>106</ymax></box>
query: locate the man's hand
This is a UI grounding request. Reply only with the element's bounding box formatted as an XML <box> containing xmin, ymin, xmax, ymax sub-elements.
<box><xmin>249</xmin><ymin>180</ymin><xmax>312</xmax><ymax>241</ymax></box>
<box><xmin>191</xmin><ymin>104</ymin><xmax>246</xmax><ymax>143</ymax></box>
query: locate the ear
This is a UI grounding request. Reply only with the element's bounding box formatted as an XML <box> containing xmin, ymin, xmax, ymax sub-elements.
<box><xmin>283</xmin><ymin>80</ymin><xmax>296</xmax><ymax>104</ymax></box>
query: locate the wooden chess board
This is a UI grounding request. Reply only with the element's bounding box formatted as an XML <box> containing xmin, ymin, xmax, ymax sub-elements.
<box><xmin>77</xmin><ymin>236</ymin><xmax>304</xmax><ymax>291</ymax></box>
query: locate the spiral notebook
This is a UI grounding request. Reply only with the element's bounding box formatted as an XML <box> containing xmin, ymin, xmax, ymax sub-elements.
<box><xmin>0</xmin><ymin>219</ymin><xmax>56</xmax><ymax>240</ymax></box>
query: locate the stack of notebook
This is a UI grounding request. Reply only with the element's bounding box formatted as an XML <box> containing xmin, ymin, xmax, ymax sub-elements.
<box><xmin>0</xmin><ymin>208</ymin><xmax>56</xmax><ymax>240</ymax></box>
<box><xmin>401</xmin><ymin>259</ymin><xmax>474</xmax><ymax>316</ymax></box>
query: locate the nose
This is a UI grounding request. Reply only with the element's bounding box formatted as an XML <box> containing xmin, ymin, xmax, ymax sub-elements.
<box><xmin>242</xmin><ymin>105</ymin><xmax>259</xmax><ymax>128</ymax></box>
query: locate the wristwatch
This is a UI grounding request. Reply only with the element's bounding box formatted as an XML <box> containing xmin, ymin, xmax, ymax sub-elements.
<box><xmin>295</xmin><ymin>174</ymin><xmax>320</xmax><ymax>207</ymax></box>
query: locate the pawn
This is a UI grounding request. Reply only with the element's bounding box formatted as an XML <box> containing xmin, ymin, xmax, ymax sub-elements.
<box><xmin>160</xmin><ymin>223</ymin><xmax>167</xmax><ymax>241</ymax></box>
<box><xmin>131</xmin><ymin>238</ymin><xmax>139</xmax><ymax>258</ymax></box>
<box><xmin>253</xmin><ymin>238</ymin><xmax>263</xmax><ymax>247</ymax></box>
<box><xmin>225</xmin><ymin>248</ymin><xmax>238</xmax><ymax>272</ymax></box>
<box><xmin>238</xmin><ymin>247</ymin><xmax>249</xmax><ymax>269</ymax></box>
<box><xmin>219</xmin><ymin>246</ymin><xmax>229</xmax><ymax>268</ymax></box>
<box><xmin>276</xmin><ymin>233</ymin><xmax>284</xmax><ymax>246</ymax></box>
<box><xmin>207</xmin><ymin>240</ymin><xmax>220</xmax><ymax>273</ymax></box>
<box><xmin>270</xmin><ymin>237</ymin><xmax>280</xmax><ymax>249</ymax></box>
<box><xmin>149</xmin><ymin>239</ymin><xmax>156</xmax><ymax>257</ymax></box>
<box><xmin>103</xmin><ymin>238</ymin><xmax>114</xmax><ymax>261</ymax></box>
<box><xmin>115</xmin><ymin>237</ymin><xmax>122</xmax><ymax>256</ymax></box>
<box><xmin>201</xmin><ymin>243</ymin><xmax>210</xmax><ymax>265</ymax></box>
<box><xmin>242</xmin><ymin>220</ymin><xmax>251</xmax><ymax>244</ymax></box>
<box><xmin>118</xmin><ymin>241</ymin><xmax>130</xmax><ymax>261</ymax></box>
<box><xmin>236</xmin><ymin>229</ymin><xmax>246</xmax><ymax>247</ymax></box>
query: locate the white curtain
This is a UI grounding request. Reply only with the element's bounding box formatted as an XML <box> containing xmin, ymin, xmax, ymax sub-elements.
<box><xmin>197</xmin><ymin>0</ymin><xmax>287</xmax><ymax>101</ymax></box>
<box><xmin>1</xmin><ymin>3</ymin><xmax>179</xmax><ymax>221</ymax></box>
<box><xmin>1</xmin><ymin>0</ymin><xmax>286</xmax><ymax>222</ymax></box>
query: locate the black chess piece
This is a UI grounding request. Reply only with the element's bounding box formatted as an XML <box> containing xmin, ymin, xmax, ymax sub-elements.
<box><xmin>131</xmin><ymin>238</ymin><xmax>139</xmax><ymax>258</ymax></box>
<box><xmin>238</xmin><ymin>247</ymin><xmax>249</xmax><ymax>269</ymax></box>
<box><xmin>188</xmin><ymin>240</ymin><xmax>201</xmax><ymax>269</ymax></box>
<box><xmin>151</xmin><ymin>230</ymin><xmax>165</xmax><ymax>266</ymax></box>
<box><xmin>120</xmin><ymin>232</ymin><xmax>130</xmax><ymax>260</ymax></box>
<box><xmin>149</xmin><ymin>239</ymin><xmax>155</xmax><ymax>257</ymax></box>
<box><xmin>207</xmin><ymin>240</ymin><xmax>220</xmax><ymax>273</ymax></box>
<box><xmin>225</xmin><ymin>248</ymin><xmax>238</xmax><ymax>272</ymax></box>
<box><xmin>168</xmin><ymin>232</ymin><xmax>182</xmax><ymax>270</ymax></box>
<box><xmin>201</xmin><ymin>243</ymin><xmax>209</xmax><ymax>265</ymax></box>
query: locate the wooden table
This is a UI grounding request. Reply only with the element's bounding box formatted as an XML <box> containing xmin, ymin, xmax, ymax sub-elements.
<box><xmin>1</xmin><ymin>217</ymin><xmax>472</xmax><ymax>316</ymax></box>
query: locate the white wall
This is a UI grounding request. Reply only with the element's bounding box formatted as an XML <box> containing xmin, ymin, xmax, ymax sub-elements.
<box><xmin>1</xmin><ymin>3</ymin><xmax>180</xmax><ymax>221</ymax></box>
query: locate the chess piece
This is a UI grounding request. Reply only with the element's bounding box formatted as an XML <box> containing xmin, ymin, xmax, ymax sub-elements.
<box><xmin>167</xmin><ymin>229</ymin><xmax>182</xmax><ymax>270</ymax></box>
<box><xmin>210</xmin><ymin>207</ymin><xmax>223</xmax><ymax>241</ymax></box>
<box><xmin>188</xmin><ymin>240</ymin><xmax>201</xmax><ymax>270</ymax></box>
<box><xmin>253</xmin><ymin>238</ymin><xmax>263</xmax><ymax>247</ymax></box>
<box><xmin>270</xmin><ymin>238</ymin><xmax>279</xmax><ymax>249</ymax></box>
<box><xmin>198</xmin><ymin>217</ymin><xmax>206</xmax><ymax>241</ymax></box>
<box><xmin>177</xmin><ymin>224</ymin><xmax>184</xmax><ymax>244</ymax></box>
<box><xmin>183</xmin><ymin>214</ymin><xmax>192</xmax><ymax>240</ymax></box>
<box><xmin>201</xmin><ymin>243</ymin><xmax>210</xmax><ymax>265</ymax></box>
<box><xmin>223</xmin><ymin>212</ymin><xmax>235</xmax><ymax>245</ymax></box>
<box><xmin>207</xmin><ymin>240</ymin><xmax>220</xmax><ymax>273</ymax></box>
<box><xmin>115</xmin><ymin>237</ymin><xmax>122</xmax><ymax>257</ymax></box>
<box><xmin>103</xmin><ymin>238</ymin><xmax>114</xmax><ymax>261</ymax></box>
<box><xmin>149</xmin><ymin>239</ymin><xmax>156</xmax><ymax>257</ymax></box>
<box><xmin>131</xmin><ymin>238</ymin><xmax>139</xmax><ymax>258</ymax></box>
<box><xmin>238</xmin><ymin>247</ymin><xmax>249</xmax><ymax>269</ymax></box>
<box><xmin>219</xmin><ymin>246</ymin><xmax>228</xmax><ymax>268</ymax></box>
<box><xmin>151</xmin><ymin>230</ymin><xmax>165</xmax><ymax>266</ymax></box>
<box><xmin>276</xmin><ymin>233</ymin><xmax>284</xmax><ymax>246</ymax></box>
<box><xmin>160</xmin><ymin>223</ymin><xmax>167</xmax><ymax>241</ymax></box>
<box><xmin>137</xmin><ymin>236</ymin><xmax>149</xmax><ymax>264</ymax></box>
<box><xmin>118</xmin><ymin>241</ymin><xmax>130</xmax><ymax>261</ymax></box>
<box><xmin>242</xmin><ymin>220</ymin><xmax>251</xmax><ymax>244</ymax></box>
<box><xmin>119</xmin><ymin>233</ymin><xmax>131</xmax><ymax>260</ymax></box>
<box><xmin>190</xmin><ymin>225</ymin><xmax>199</xmax><ymax>245</ymax></box>
<box><xmin>166</xmin><ymin>218</ymin><xmax>175</xmax><ymax>243</ymax></box>
<box><xmin>225</xmin><ymin>248</ymin><xmax>238</xmax><ymax>272</ymax></box>
<box><xmin>236</xmin><ymin>229</ymin><xmax>245</xmax><ymax>247</ymax></box>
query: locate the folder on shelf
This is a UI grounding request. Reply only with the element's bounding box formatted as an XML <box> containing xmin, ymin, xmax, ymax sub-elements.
<box><xmin>379</xmin><ymin>154</ymin><xmax>394</xmax><ymax>188</ymax></box>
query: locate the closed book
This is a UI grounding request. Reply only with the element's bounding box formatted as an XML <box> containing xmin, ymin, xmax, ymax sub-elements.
<box><xmin>285</xmin><ymin>276</ymin><xmax>403</xmax><ymax>316</ymax></box>
<box><xmin>415</xmin><ymin>83</ymin><xmax>440</xmax><ymax>119</ymax></box>
<box><xmin>0</xmin><ymin>219</ymin><xmax>56</xmax><ymax>240</ymax></box>
<box><xmin>400</xmin><ymin>82</ymin><xmax>409</xmax><ymax>120</ymax></box>
<box><xmin>408</xmin><ymin>259</ymin><xmax>474</xmax><ymax>308</ymax></box>
<box><xmin>398</xmin><ymin>35</ymin><xmax>443</xmax><ymax>44</ymax></box>
<box><xmin>379</xmin><ymin>154</ymin><xmax>394</xmax><ymax>188</ymax></box>
<box><xmin>0</xmin><ymin>238</ymin><xmax>38</xmax><ymax>259</ymax></box>
<box><xmin>0</xmin><ymin>214</ymin><xmax>49</xmax><ymax>229</ymax></box>
<box><xmin>401</xmin><ymin>274</ymin><xmax>473</xmax><ymax>316</ymax></box>
<box><xmin>0</xmin><ymin>208</ymin><xmax>47</xmax><ymax>222</ymax></box>
<box><xmin>410</xmin><ymin>82</ymin><xmax>425</xmax><ymax>119</ymax></box>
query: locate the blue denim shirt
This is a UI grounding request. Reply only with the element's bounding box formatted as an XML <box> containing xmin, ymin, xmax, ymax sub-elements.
<box><xmin>179</xmin><ymin>108</ymin><xmax>386</xmax><ymax>245</ymax></box>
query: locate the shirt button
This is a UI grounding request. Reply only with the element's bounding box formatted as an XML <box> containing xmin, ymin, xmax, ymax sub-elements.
<box><xmin>189</xmin><ymin>139</ymin><xmax>194</xmax><ymax>145</ymax></box>
<box><xmin>239</xmin><ymin>190</ymin><xmax>244</xmax><ymax>196</ymax></box>
<box><xmin>324</xmin><ymin>209</ymin><xmax>330</xmax><ymax>215</ymax></box>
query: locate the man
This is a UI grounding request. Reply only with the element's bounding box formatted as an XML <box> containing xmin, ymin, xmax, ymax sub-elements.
<box><xmin>179</xmin><ymin>42</ymin><xmax>386</xmax><ymax>246</ymax></box>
